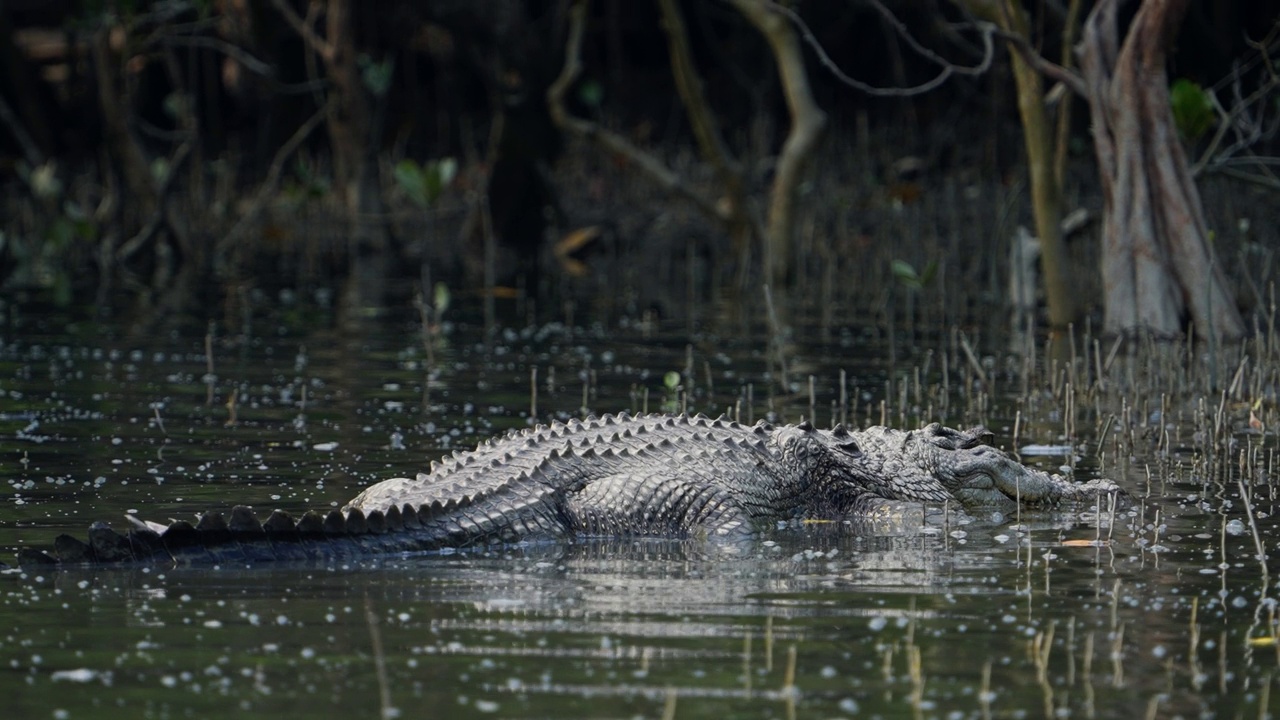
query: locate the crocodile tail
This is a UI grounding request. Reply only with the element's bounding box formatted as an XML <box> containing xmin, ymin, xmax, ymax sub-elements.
<box><xmin>16</xmin><ymin>504</ymin><xmax>445</xmax><ymax>567</ymax></box>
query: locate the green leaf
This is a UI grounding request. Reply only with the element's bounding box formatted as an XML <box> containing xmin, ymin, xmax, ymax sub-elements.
<box><xmin>919</xmin><ymin>259</ymin><xmax>939</xmax><ymax>286</ymax></box>
<box><xmin>425</xmin><ymin>157</ymin><xmax>457</xmax><ymax>203</ymax></box>
<box><xmin>891</xmin><ymin>259</ymin><xmax>921</xmax><ymax>289</ymax></box>
<box><xmin>1170</xmin><ymin>78</ymin><xmax>1215</xmax><ymax>143</ymax></box>
<box><xmin>359</xmin><ymin>55</ymin><xmax>395</xmax><ymax>97</ymax></box>
<box><xmin>578</xmin><ymin>79</ymin><xmax>604</xmax><ymax>108</ymax></box>
<box><xmin>53</xmin><ymin>272</ymin><xmax>72</xmax><ymax>307</ymax></box>
<box><xmin>663</xmin><ymin>371</ymin><xmax>681</xmax><ymax>390</ymax></box>
<box><xmin>393</xmin><ymin>160</ymin><xmax>429</xmax><ymax>207</ymax></box>
<box><xmin>433</xmin><ymin>282</ymin><xmax>451</xmax><ymax>314</ymax></box>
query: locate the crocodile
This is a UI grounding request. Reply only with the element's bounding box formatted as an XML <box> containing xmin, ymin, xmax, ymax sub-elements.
<box><xmin>14</xmin><ymin>413</ymin><xmax>1126</xmax><ymax>567</ymax></box>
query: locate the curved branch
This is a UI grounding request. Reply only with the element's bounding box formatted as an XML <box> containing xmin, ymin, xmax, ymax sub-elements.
<box><xmin>547</xmin><ymin>0</ymin><xmax>729</xmax><ymax>223</ymax></box>
<box><xmin>728</xmin><ymin>0</ymin><xmax>827</xmax><ymax>285</ymax></box>
<box><xmin>269</xmin><ymin>0</ymin><xmax>334</xmax><ymax>62</ymax></box>
<box><xmin>762</xmin><ymin>0</ymin><xmax>998</xmax><ymax>96</ymax></box>
<box><xmin>990</xmin><ymin>26</ymin><xmax>1088</xmax><ymax>97</ymax></box>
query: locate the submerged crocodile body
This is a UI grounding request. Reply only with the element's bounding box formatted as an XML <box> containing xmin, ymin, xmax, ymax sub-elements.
<box><xmin>16</xmin><ymin>413</ymin><xmax>1126</xmax><ymax>566</ymax></box>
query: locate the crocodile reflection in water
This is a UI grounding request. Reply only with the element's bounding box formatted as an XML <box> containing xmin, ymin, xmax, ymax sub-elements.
<box><xmin>17</xmin><ymin>413</ymin><xmax>1127</xmax><ymax>566</ymax></box>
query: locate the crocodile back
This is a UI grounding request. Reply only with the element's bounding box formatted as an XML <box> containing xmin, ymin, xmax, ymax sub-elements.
<box><xmin>345</xmin><ymin>412</ymin><xmax>778</xmax><ymax>518</ymax></box>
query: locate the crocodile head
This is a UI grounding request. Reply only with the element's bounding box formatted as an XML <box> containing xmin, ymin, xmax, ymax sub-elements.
<box><xmin>857</xmin><ymin>422</ymin><xmax>1127</xmax><ymax>510</ymax></box>
<box><xmin>775</xmin><ymin>421</ymin><xmax>1127</xmax><ymax>512</ymax></box>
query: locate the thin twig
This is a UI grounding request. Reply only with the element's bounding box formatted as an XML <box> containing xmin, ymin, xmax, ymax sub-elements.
<box><xmin>766</xmin><ymin>0</ymin><xmax>1001</xmax><ymax>96</ymax></box>
<box><xmin>218</xmin><ymin>99</ymin><xmax>331</xmax><ymax>254</ymax></box>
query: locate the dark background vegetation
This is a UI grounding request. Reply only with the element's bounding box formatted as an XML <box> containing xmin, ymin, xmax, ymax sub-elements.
<box><xmin>1</xmin><ymin>0</ymin><xmax>1278</xmax><ymax>336</ymax></box>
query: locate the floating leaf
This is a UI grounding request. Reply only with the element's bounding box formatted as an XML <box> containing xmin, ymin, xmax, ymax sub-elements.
<box><xmin>1061</xmin><ymin>539</ymin><xmax>1110</xmax><ymax>548</ymax></box>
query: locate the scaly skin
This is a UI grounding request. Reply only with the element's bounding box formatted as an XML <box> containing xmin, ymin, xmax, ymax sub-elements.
<box><xmin>15</xmin><ymin>413</ymin><xmax>1126</xmax><ymax>566</ymax></box>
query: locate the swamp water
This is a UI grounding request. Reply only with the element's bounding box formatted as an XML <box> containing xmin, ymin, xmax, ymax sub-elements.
<box><xmin>0</xmin><ymin>304</ymin><xmax>1277</xmax><ymax>719</ymax></box>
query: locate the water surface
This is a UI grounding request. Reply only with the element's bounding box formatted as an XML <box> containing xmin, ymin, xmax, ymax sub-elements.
<box><xmin>1</xmin><ymin>305</ymin><xmax>1275</xmax><ymax>719</ymax></box>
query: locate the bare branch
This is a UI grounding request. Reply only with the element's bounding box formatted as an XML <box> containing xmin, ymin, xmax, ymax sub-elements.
<box><xmin>759</xmin><ymin>0</ymin><xmax>998</xmax><ymax>96</ymax></box>
<box><xmin>269</xmin><ymin>0</ymin><xmax>334</xmax><ymax>62</ymax></box>
<box><xmin>217</xmin><ymin>100</ymin><xmax>332</xmax><ymax>256</ymax></box>
<box><xmin>1192</xmin><ymin>27</ymin><xmax>1280</xmax><ymax>180</ymax></box>
<box><xmin>728</xmin><ymin>0</ymin><xmax>827</xmax><ymax>284</ymax></box>
<box><xmin>989</xmin><ymin>26</ymin><xmax>1088</xmax><ymax>97</ymax></box>
<box><xmin>547</xmin><ymin>0</ymin><xmax>729</xmax><ymax>223</ymax></box>
<box><xmin>0</xmin><ymin>93</ymin><xmax>44</xmax><ymax>168</ymax></box>
<box><xmin>657</xmin><ymin>0</ymin><xmax>749</xmax><ymax>217</ymax></box>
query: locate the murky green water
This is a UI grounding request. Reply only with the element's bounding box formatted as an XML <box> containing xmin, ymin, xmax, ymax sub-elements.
<box><xmin>1</xmin><ymin>302</ymin><xmax>1277</xmax><ymax>719</ymax></box>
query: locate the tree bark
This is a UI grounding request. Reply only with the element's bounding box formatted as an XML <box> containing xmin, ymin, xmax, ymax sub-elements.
<box><xmin>271</xmin><ymin>0</ymin><xmax>388</xmax><ymax>311</ymax></box>
<box><xmin>655</xmin><ymin>0</ymin><xmax>757</xmax><ymax>279</ymax></box>
<box><xmin>997</xmin><ymin>0</ymin><xmax>1074</xmax><ymax>331</ymax></box>
<box><xmin>727</xmin><ymin>0</ymin><xmax>827</xmax><ymax>289</ymax></box>
<box><xmin>963</xmin><ymin>0</ymin><xmax>1076</xmax><ymax>331</ymax></box>
<box><xmin>1080</xmin><ymin>0</ymin><xmax>1244</xmax><ymax>340</ymax></box>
